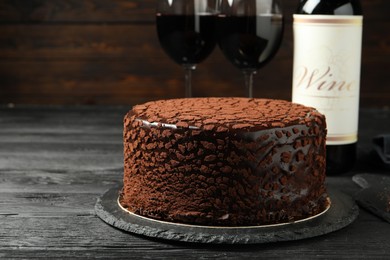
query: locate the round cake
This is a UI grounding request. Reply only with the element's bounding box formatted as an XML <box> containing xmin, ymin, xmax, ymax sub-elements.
<box><xmin>120</xmin><ymin>98</ymin><xmax>329</xmax><ymax>226</ymax></box>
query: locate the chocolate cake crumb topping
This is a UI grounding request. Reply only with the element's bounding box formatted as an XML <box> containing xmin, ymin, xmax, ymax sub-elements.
<box><xmin>131</xmin><ymin>98</ymin><xmax>320</xmax><ymax>132</ymax></box>
<box><xmin>121</xmin><ymin>98</ymin><xmax>328</xmax><ymax>226</ymax></box>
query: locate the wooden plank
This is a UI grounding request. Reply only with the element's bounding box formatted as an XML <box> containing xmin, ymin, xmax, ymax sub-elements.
<box><xmin>0</xmin><ymin>1</ymin><xmax>389</xmax><ymax>106</ymax></box>
<box><xmin>0</xmin><ymin>169</ymin><xmax>121</xmax><ymax>194</ymax></box>
<box><xmin>0</xmin><ymin>15</ymin><xmax>389</xmax><ymax>106</ymax></box>
<box><xmin>0</xmin><ymin>106</ymin><xmax>127</xmax><ymax>133</ymax></box>
<box><xmin>0</xmin><ymin>169</ymin><xmax>121</xmax><ymax>185</ymax></box>
<box><xmin>0</xmin><ymin>141</ymin><xmax>122</xmax><ymax>171</ymax></box>
<box><xmin>0</xmin><ymin>23</ymin><xmax>388</xmax><ymax>61</ymax></box>
<box><xmin>0</xmin><ymin>58</ymin><xmax>389</xmax><ymax>106</ymax></box>
<box><xmin>0</xmin><ymin>0</ymin><xmax>156</xmax><ymax>23</ymax></box>
<box><xmin>0</xmin><ymin>0</ymin><xmax>388</xmax><ymax>23</ymax></box>
<box><xmin>0</xmin><ymin>132</ymin><xmax>121</xmax><ymax>144</ymax></box>
<box><xmin>0</xmin><ymin>193</ymin><xmax>98</xmax><ymax>216</ymax></box>
<box><xmin>0</xmin><ymin>59</ymin><xmax>282</xmax><ymax>101</ymax></box>
<box><xmin>0</xmin><ymin>107</ymin><xmax>125</xmax><ymax>171</ymax></box>
<box><xmin>0</xmin><ymin>24</ymin><xmax>162</xmax><ymax>60</ymax></box>
<box><xmin>0</xmin><ymin>211</ymin><xmax>389</xmax><ymax>258</ymax></box>
<box><xmin>0</xmin><ymin>107</ymin><xmax>389</xmax><ymax>258</ymax></box>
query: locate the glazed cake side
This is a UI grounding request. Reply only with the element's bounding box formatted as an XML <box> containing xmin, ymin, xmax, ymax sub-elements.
<box><xmin>120</xmin><ymin>98</ymin><xmax>328</xmax><ymax>226</ymax></box>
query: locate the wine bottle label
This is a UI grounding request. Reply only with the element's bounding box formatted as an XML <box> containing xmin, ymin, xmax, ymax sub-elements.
<box><xmin>292</xmin><ymin>15</ymin><xmax>363</xmax><ymax>145</ymax></box>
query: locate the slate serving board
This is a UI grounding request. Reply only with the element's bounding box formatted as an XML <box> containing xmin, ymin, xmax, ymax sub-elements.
<box><xmin>95</xmin><ymin>185</ymin><xmax>358</xmax><ymax>244</ymax></box>
<box><xmin>353</xmin><ymin>174</ymin><xmax>390</xmax><ymax>223</ymax></box>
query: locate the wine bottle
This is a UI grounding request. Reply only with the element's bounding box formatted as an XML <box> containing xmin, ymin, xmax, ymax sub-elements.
<box><xmin>292</xmin><ymin>0</ymin><xmax>363</xmax><ymax>175</ymax></box>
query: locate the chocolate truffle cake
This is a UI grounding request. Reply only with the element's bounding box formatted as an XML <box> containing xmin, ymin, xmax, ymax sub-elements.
<box><xmin>120</xmin><ymin>98</ymin><xmax>329</xmax><ymax>226</ymax></box>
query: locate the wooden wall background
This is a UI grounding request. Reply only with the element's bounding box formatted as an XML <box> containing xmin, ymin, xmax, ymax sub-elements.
<box><xmin>0</xmin><ymin>0</ymin><xmax>389</xmax><ymax>107</ymax></box>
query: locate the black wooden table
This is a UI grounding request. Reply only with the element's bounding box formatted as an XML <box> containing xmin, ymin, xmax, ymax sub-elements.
<box><xmin>1</xmin><ymin>105</ymin><xmax>389</xmax><ymax>259</ymax></box>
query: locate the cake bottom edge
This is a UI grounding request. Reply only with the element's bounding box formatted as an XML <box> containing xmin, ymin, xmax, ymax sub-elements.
<box><xmin>118</xmin><ymin>191</ymin><xmax>331</xmax><ymax>227</ymax></box>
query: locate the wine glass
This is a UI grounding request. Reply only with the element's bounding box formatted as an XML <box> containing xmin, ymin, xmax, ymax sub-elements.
<box><xmin>156</xmin><ymin>0</ymin><xmax>219</xmax><ymax>97</ymax></box>
<box><xmin>217</xmin><ymin>0</ymin><xmax>284</xmax><ymax>98</ymax></box>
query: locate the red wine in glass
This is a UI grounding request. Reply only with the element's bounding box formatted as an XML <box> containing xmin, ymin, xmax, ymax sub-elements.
<box><xmin>217</xmin><ymin>0</ymin><xmax>284</xmax><ymax>97</ymax></box>
<box><xmin>156</xmin><ymin>1</ymin><xmax>218</xmax><ymax>97</ymax></box>
<box><xmin>156</xmin><ymin>14</ymin><xmax>216</xmax><ymax>66</ymax></box>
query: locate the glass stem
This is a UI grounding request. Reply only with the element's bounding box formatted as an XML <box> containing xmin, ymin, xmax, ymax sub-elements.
<box><xmin>183</xmin><ymin>64</ymin><xmax>196</xmax><ymax>98</ymax></box>
<box><xmin>243</xmin><ymin>69</ymin><xmax>257</xmax><ymax>98</ymax></box>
